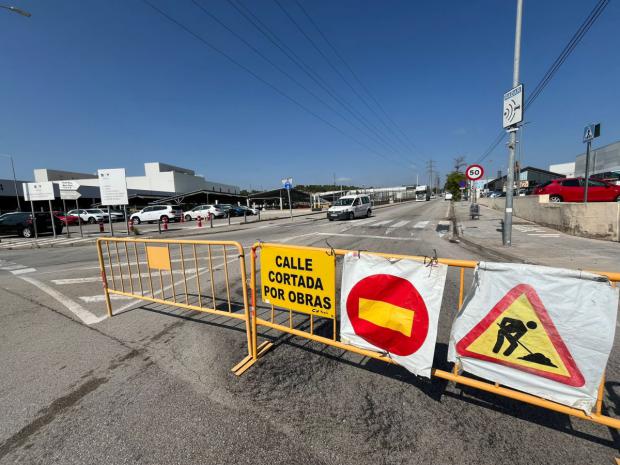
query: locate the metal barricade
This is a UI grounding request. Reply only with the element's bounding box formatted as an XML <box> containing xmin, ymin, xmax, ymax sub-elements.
<box><xmin>96</xmin><ymin>237</ymin><xmax>254</xmax><ymax>374</ymax></box>
<box><xmin>247</xmin><ymin>242</ymin><xmax>620</xmax><ymax>429</ymax></box>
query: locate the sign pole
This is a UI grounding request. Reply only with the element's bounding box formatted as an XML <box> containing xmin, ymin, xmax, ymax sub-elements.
<box><xmin>287</xmin><ymin>188</ymin><xmax>293</xmax><ymax>221</ymax></box>
<box><xmin>124</xmin><ymin>205</ymin><xmax>129</xmax><ymax>235</ymax></box>
<box><xmin>76</xmin><ymin>199</ymin><xmax>83</xmax><ymax>238</ymax></box>
<box><xmin>63</xmin><ymin>199</ymin><xmax>70</xmax><ymax>238</ymax></box>
<box><xmin>108</xmin><ymin>206</ymin><xmax>114</xmax><ymax>236</ymax></box>
<box><xmin>30</xmin><ymin>200</ymin><xmax>38</xmax><ymax>239</ymax></box>
<box><xmin>503</xmin><ymin>0</ymin><xmax>523</xmax><ymax>247</ymax></box>
<box><xmin>584</xmin><ymin>140</ymin><xmax>591</xmax><ymax>205</ymax></box>
<box><xmin>48</xmin><ymin>200</ymin><xmax>57</xmax><ymax>238</ymax></box>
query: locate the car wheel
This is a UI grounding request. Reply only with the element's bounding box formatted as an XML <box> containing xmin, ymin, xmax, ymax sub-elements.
<box><xmin>88</xmin><ymin>217</ymin><xmax>96</xmax><ymax>224</ymax></box>
<box><xmin>366</xmin><ymin>209</ymin><xmax>372</xmax><ymax>218</ymax></box>
<box><xmin>22</xmin><ymin>227</ymin><xmax>33</xmax><ymax>238</ymax></box>
<box><xmin>132</xmin><ymin>217</ymin><xmax>141</xmax><ymax>225</ymax></box>
<box><xmin>616</xmin><ymin>195</ymin><xmax>620</xmax><ymax>202</ymax></box>
<box><xmin>185</xmin><ymin>214</ymin><xmax>192</xmax><ymax>221</ymax></box>
<box><xmin>549</xmin><ymin>195</ymin><xmax>562</xmax><ymax>203</ymax></box>
<box><xmin>348</xmin><ymin>212</ymin><xmax>354</xmax><ymax>221</ymax></box>
<box><xmin>160</xmin><ymin>215</ymin><xmax>168</xmax><ymax>222</ymax></box>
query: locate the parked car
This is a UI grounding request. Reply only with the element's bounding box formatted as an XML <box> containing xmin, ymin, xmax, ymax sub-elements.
<box><xmin>327</xmin><ymin>194</ymin><xmax>372</xmax><ymax>221</ymax></box>
<box><xmin>107</xmin><ymin>209</ymin><xmax>126</xmax><ymax>222</ymax></box>
<box><xmin>238</xmin><ymin>205</ymin><xmax>258</xmax><ymax>215</ymax></box>
<box><xmin>444</xmin><ymin>193</ymin><xmax>453</xmax><ymax>201</ymax></box>
<box><xmin>67</xmin><ymin>208</ymin><xmax>108</xmax><ymax>224</ymax></box>
<box><xmin>0</xmin><ymin>212</ymin><xmax>64</xmax><ymax>238</ymax></box>
<box><xmin>184</xmin><ymin>204</ymin><xmax>226</xmax><ymax>221</ymax></box>
<box><xmin>533</xmin><ymin>177</ymin><xmax>620</xmax><ymax>203</ymax></box>
<box><xmin>54</xmin><ymin>211</ymin><xmax>80</xmax><ymax>225</ymax></box>
<box><xmin>488</xmin><ymin>191</ymin><xmax>506</xmax><ymax>198</ymax></box>
<box><xmin>130</xmin><ymin>205</ymin><xmax>183</xmax><ymax>224</ymax></box>
<box><xmin>217</xmin><ymin>204</ymin><xmax>245</xmax><ymax>217</ymax></box>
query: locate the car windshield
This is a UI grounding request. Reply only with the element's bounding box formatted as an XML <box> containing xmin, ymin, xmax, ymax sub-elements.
<box><xmin>333</xmin><ymin>198</ymin><xmax>354</xmax><ymax>206</ymax></box>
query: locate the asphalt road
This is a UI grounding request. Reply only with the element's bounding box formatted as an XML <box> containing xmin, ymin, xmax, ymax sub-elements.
<box><xmin>0</xmin><ymin>199</ymin><xmax>617</xmax><ymax>465</ymax></box>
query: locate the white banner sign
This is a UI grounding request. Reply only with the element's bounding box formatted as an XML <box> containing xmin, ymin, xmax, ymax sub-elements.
<box><xmin>23</xmin><ymin>182</ymin><xmax>55</xmax><ymax>201</ymax></box>
<box><xmin>98</xmin><ymin>168</ymin><xmax>128</xmax><ymax>206</ymax></box>
<box><xmin>448</xmin><ymin>262</ymin><xmax>618</xmax><ymax>413</ymax></box>
<box><xmin>340</xmin><ymin>253</ymin><xmax>448</xmax><ymax>378</ymax></box>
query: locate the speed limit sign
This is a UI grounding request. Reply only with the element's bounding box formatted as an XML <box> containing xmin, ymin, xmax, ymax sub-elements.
<box><xmin>465</xmin><ymin>164</ymin><xmax>484</xmax><ymax>181</ymax></box>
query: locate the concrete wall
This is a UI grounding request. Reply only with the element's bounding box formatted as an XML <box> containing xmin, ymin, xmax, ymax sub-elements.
<box><xmin>479</xmin><ymin>196</ymin><xmax>620</xmax><ymax>242</ymax></box>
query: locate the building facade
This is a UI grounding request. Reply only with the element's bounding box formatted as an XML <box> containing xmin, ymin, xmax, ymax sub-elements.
<box><xmin>574</xmin><ymin>140</ymin><xmax>620</xmax><ymax>183</ymax></box>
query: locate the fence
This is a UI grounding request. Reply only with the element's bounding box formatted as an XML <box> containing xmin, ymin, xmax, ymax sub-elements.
<box><xmin>96</xmin><ymin>237</ymin><xmax>255</xmax><ymax>374</ymax></box>
<box><xmin>248</xmin><ymin>242</ymin><xmax>620</xmax><ymax>429</ymax></box>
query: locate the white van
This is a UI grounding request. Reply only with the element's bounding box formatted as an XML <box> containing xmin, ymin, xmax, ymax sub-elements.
<box><xmin>327</xmin><ymin>195</ymin><xmax>372</xmax><ymax>221</ymax></box>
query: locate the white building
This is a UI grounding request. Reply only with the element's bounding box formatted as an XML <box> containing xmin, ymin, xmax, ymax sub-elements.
<box><xmin>34</xmin><ymin>162</ymin><xmax>239</xmax><ymax>195</ymax></box>
<box><xmin>548</xmin><ymin>162</ymin><xmax>575</xmax><ymax>178</ymax></box>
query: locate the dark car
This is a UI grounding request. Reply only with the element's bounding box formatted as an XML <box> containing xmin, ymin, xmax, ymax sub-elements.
<box><xmin>0</xmin><ymin>212</ymin><xmax>64</xmax><ymax>238</ymax></box>
<box><xmin>218</xmin><ymin>204</ymin><xmax>245</xmax><ymax>217</ymax></box>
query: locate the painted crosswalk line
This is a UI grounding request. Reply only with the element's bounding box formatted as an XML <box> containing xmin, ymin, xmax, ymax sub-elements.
<box><xmin>413</xmin><ymin>221</ymin><xmax>429</xmax><ymax>229</ymax></box>
<box><xmin>390</xmin><ymin>220</ymin><xmax>410</xmax><ymax>228</ymax></box>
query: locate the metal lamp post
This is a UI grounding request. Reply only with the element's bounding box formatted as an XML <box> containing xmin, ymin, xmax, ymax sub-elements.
<box><xmin>0</xmin><ymin>154</ymin><xmax>21</xmax><ymax>211</ymax></box>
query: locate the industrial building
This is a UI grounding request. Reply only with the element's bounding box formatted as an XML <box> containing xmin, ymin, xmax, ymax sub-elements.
<box><xmin>574</xmin><ymin>139</ymin><xmax>620</xmax><ymax>183</ymax></box>
<box><xmin>485</xmin><ymin>166</ymin><xmax>565</xmax><ymax>192</ymax></box>
<box><xmin>0</xmin><ymin>162</ymin><xmax>240</xmax><ymax>212</ymax></box>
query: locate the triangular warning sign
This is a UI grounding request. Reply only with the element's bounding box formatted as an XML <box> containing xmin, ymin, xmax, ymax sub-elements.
<box><xmin>456</xmin><ymin>284</ymin><xmax>584</xmax><ymax>387</ymax></box>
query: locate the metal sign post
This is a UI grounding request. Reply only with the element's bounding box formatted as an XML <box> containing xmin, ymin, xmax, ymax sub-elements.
<box><xmin>76</xmin><ymin>199</ymin><xmax>83</xmax><ymax>238</ymax></box>
<box><xmin>502</xmin><ymin>0</ymin><xmax>524</xmax><ymax>247</ymax></box>
<box><xmin>62</xmin><ymin>199</ymin><xmax>70</xmax><ymax>238</ymax></box>
<box><xmin>29</xmin><ymin>200</ymin><xmax>38</xmax><ymax>239</ymax></box>
<box><xmin>282</xmin><ymin>177</ymin><xmax>293</xmax><ymax>221</ymax></box>
<box><xmin>108</xmin><ymin>206</ymin><xmax>114</xmax><ymax>236</ymax></box>
<box><xmin>48</xmin><ymin>200</ymin><xmax>57</xmax><ymax>238</ymax></box>
<box><xmin>582</xmin><ymin>123</ymin><xmax>601</xmax><ymax>205</ymax></box>
<box><xmin>124</xmin><ymin>205</ymin><xmax>129</xmax><ymax>235</ymax></box>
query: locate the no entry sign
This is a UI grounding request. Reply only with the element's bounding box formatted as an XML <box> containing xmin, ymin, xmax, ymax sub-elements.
<box><xmin>340</xmin><ymin>253</ymin><xmax>448</xmax><ymax>378</ymax></box>
<box><xmin>465</xmin><ymin>164</ymin><xmax>484</xmax><ymax>181</ymax></box>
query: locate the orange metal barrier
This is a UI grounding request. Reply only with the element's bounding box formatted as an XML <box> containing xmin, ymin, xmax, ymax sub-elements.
<box><xmin>248</xmin><ymin>242</ymin><xmax>620</xmax><ymax>429</ymax></box>
<box><xmin>96</xmin><ymin>237</ymin><xmax>255</xmax><ymax>374</ymax></box>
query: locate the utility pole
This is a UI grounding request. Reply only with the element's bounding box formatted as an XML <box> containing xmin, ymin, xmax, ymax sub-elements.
<box><xmin>426</xmin><ymin>159</ymin><xmax>435</xmax><ymax>189</ymax></box>
<box><xmin>454</xmin><ymin>156</ymin><xmax>466</xmax><ymax>173</ymax></box>
<box><xmin>502</xmin><ymin>0</ymin><xmax>523</xmax><ymax>246</ymax></box>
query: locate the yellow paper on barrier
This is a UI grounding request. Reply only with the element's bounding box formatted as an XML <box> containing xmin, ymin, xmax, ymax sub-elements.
<box><xmin>260</xmin><ymin>244</ymin><xmax>336</xmax><ymax>318</ymax></box>
<box><xmin>146</xmin><ymin>245</ymin><xmax>171</xmax><ymax>270</ymax></box>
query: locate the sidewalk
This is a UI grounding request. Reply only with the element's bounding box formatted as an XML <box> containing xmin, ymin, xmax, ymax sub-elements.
<box><xmin>453</xmin><ymin>201</ymin><xmax>620</xmax><ymax>273</ymax></box>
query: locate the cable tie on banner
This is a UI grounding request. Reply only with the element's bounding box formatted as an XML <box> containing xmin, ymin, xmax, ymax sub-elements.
<box><xmin>424</xmin><ymin>249</ymin><xmax>439</xmax><ymax>268</ymax></box>
<box><xmin>356</xmin><ymin>249</ymin><xmax>367</xmax><ymax>258</ymax></box>
<box><xmin>325</xmin><ymin>241</ymin><xmax>336</xmax><ymax>257</ymax></box>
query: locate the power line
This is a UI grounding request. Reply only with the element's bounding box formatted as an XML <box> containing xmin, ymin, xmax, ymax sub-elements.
<box><xmin>476</xmin><ymin>0</ymin><xmax>610</xmax><ymax>164</ymax></box>
<box><xmin>188</xmin><ymin>0</ymin><xmax>404</xmax><ymax>160</ymax></box>
<box><xmin>271</xmin><ymin>0</ymin><xmax>415</xmax><ymax>165</ymax></box>
<box><xmin>294</xmin><ymin>0</ymin><xmax>421</xmax><ymax>157</ymax></box>
<box><xmin>138</xmin><ymin>0</ymin><xmax>411</xmax><ymax>168</ymax></box>
<box><xmin>226</xmin><ymin>0</ymin><xmax>408</xmax><ymax>162</ymax></box>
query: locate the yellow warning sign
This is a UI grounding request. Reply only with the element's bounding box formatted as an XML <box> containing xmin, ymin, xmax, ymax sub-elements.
<box><xmin>456</xmin><ymin>284</ymin><xmax>584</xmax><ymax>386</ymax></box>
<box><xmin>260</xmin><ymin>244</ymin><xmax>335</xmax><ymax>318</ymax></box>
<box><xmin>146</xmin><ymin>246</ymin><xmax>171</xmax><ymax>271</ymax></box>
<box><xmin>465</xmin><ymin>294</ymin><xmax>568</xmax><ymax>376</ymax></box>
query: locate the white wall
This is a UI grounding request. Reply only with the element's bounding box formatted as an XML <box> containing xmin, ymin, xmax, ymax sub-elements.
<box><xmin>549</xmin><ymin>162</ymin><xmax>575</xmax><ymax>177</ymax></box>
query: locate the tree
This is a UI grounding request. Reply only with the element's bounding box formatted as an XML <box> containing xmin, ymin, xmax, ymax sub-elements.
<box><xmin>444</xmin><ymin>171</ymin><xmax>466</xmax><ymax>201</ymax></box>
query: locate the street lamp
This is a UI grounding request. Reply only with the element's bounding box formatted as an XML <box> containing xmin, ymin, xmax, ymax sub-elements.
<box><xmin>0</xmin><ymin>155</ymin><xmax>21</xmax><ymax>211</ymax></box>
<box><xmin>0</xmin><ymin>5</ymin><xmax>31</xmax><ymax>17</ymax></box>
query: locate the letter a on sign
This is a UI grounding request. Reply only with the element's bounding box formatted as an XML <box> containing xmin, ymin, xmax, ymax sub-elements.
<box><xmin>340</xmin><ymin>253</ymin><xmax>447</xmax><ymax>378</ymax></box>
<box><xmin>449</xmin><ymin>262</ymin><xmax>618</xmax><ymax>412</ymax></box>
<box><xmin>456</xmin><ymin>284</ymin><xmax>584</xmax><ymax>386</ymax></box>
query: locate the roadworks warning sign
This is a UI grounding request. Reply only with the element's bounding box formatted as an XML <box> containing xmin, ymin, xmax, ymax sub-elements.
<box><xmin>260</xmin><ymin>244</ymin><xmax>336</xmax><ymax>318</ymax></box>
<box><xmin>449</xmin><ymin>262</ymin><xmax>618</xmax><ymax>413</ymax></box>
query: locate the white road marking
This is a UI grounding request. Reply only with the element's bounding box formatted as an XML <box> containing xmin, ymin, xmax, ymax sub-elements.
<box><xmin>80</xmin><ymin>295</ymin><xmax>133</xmax><ymax>303</ymax></box>
<box><xmin>527</xmin><ymin>233</ymin><xmax>560</xmax><ymax>237</ymax></box>
<box><xmin>1</xmin><ymin>264</ymin><xmax>26</xmax><ymax>270</ymax></box>
<box><xmin>315</xmin><ymin>232</ymin><xmax>418</xmax><ymax>241</ymax></box>
<box><xmin>52</xmin><ymin>277</ymin><xmax>101</xmax><ymax>285</ymax></box>
<box><xmin>390</xmin><ymin>220</ymin><xmax>410</xmax><ymax>228</ymax></box>
<box><xmin>413</xmin><ymin>221</ymin><xmax>429</xmax><ymax>229</ymax></box>
<box><xmin>370</xmin><ymin>220</ymin><xmax>393</xmax><ymax>227</ymax></box>
<box><xmin>19</xmin><ymin>276</ymin><xmax>106</xmax><ymax>325</ymax></box>
<box><xmin>11</xmin><ymin>268</ymin><xmax>37</xmax><ymax>275</ymax></box>
<box><xmin>355</xmin><ymin>218</ymin><xmax>379</xmax><ymax>226</ymax></box>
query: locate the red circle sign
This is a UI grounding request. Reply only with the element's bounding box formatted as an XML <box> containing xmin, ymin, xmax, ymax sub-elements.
<box><xmin>346</xmin><ymin>274</ymin><xmax>429</xmax><ymax>356</ymax></box>
<box><xmin>465</xmin><ymin>164</ymin><xmax>484</xmax><ymax>181</ymax></box>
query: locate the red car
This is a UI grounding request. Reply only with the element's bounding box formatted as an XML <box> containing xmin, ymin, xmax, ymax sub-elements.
<box><xmin>54</xmin><ymin>211</ymin><xmax>81</xmax><ymax>225</ymax></box>
<box><xmin>533</xmin><ymin>178</ymin><xmax>620</xmax><ymax>203</ymax></box>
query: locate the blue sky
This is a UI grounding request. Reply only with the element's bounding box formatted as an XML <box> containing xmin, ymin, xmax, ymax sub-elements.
<box><xmin>2</xmin><ymin>0</ymin><xmax>619</xmax><ymax>189</ymax></box>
